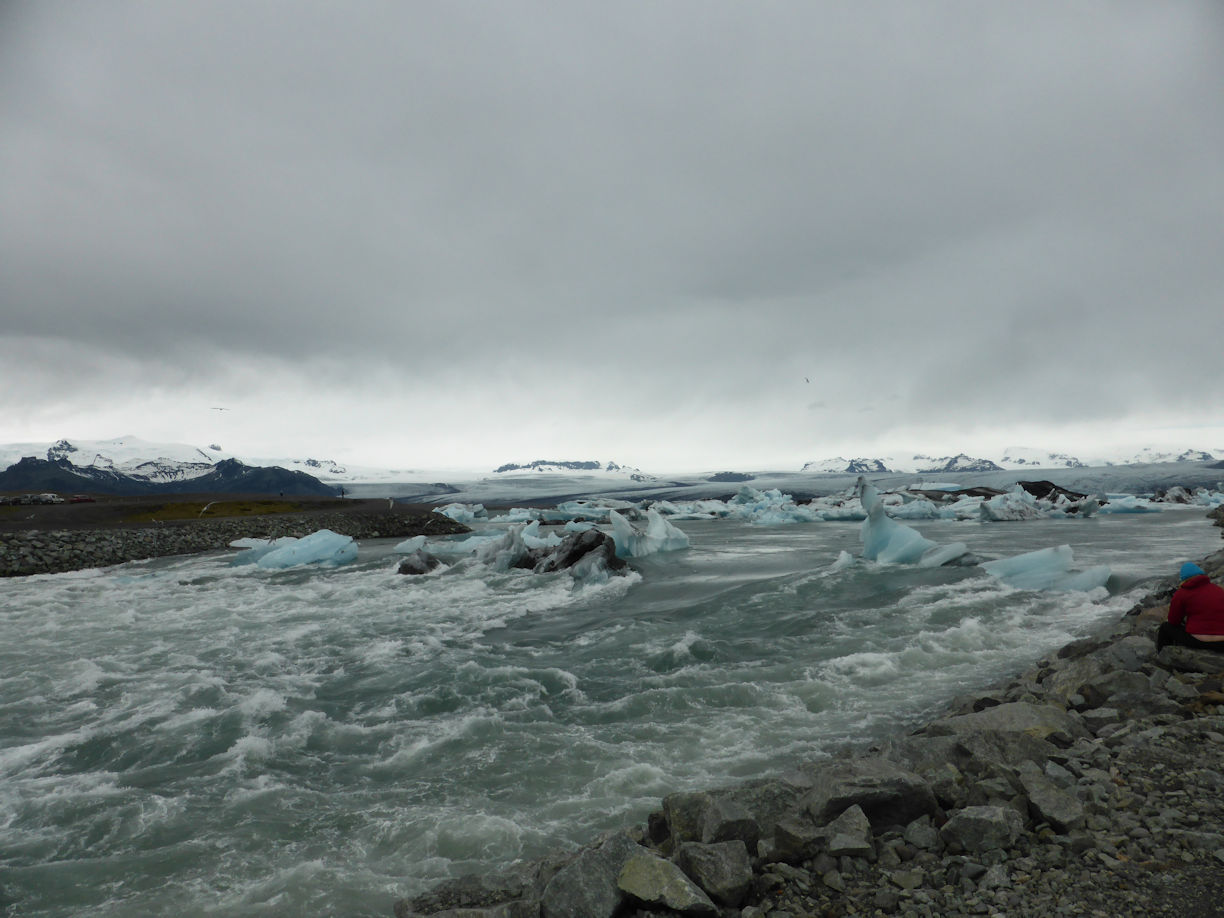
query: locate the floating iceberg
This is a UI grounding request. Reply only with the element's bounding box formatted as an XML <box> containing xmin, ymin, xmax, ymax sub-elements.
<box><xmin>609</xmin><ymin>509</ymin><xmax>691</xmax><ymax>559</ymax></box>
<box><xmin>981</xmin><ymin>545</ymin><xmax>1111</xmax><ymax>592</ymax></box>
<box><xmin>475</xmin><ymin>526</ymin><xmax>533</xmax><ymax>571</ymax></box>
<box><xmin>857</xmin><ymin>479</ymin><xmax>966</xmax><ymax>566</ymax></box>
<box><xmin>519</xmin><ymin>520</ymin><xmax>564</xmax><ymax>550</ymax></box>
<box><xmin>229</xmin><ymin>536</ymin><xmax>300</xmax><ymax>565</ymax></box>
<box><xmin>393</xmin><ymin>535</ymin><xmax>428</xmax><ymax>553</ymax></box>
<box><xmin>489</xmin><ymin>498</ymin><xmax>638</xmax><ymax>524</ymax></box>
<box><xmin>231</xmin><ymin>529</ymin><xmax>358</xmax><ymax>569</ymax></box>
<box><xmin>724</xmin><ymin>486</ymin><xmax>823</xmax><ymax>525</ymax></box>
<box><xmin>978</xmin><ymin>487</ymin><xmax>1046</xmax><ymax>522</ymax></box>
<box><xmin>1097</xmin><ymin>495</ymin><xmax>1160</xmax><ymax>514</ymax></box>
<box><xmin>433</xmin><ymin>502</ymin><xmax>488</xmax><ymax>523</ymax></box>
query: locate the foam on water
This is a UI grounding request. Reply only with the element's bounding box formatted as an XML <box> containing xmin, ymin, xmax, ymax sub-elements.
<box><xmin>0</xmin><ymin>510</ymin><xmax>1219</xmax><ymax>916</ymax></box>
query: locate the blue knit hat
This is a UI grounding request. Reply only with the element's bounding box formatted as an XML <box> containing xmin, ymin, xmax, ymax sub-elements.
<box><xmin>1180</xmin><ymin>562</ymin><xmax>1206</xmax><ymax>581</ymax></box>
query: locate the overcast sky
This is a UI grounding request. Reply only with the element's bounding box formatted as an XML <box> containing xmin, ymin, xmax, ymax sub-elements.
<box><xmin>2</xmin><ymin>2</ymin><xmax>1222</xmax><ymax>472</ymax></box>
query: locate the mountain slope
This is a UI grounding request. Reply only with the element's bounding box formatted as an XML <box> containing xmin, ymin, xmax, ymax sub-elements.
<box><xmin>0</xmin><ymin>456</ymin><xmax>337</xmax><ymax>497</ymax></box>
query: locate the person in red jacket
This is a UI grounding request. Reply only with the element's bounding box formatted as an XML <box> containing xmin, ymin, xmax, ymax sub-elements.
<box><xmin>1156</xmin><ymin>562</ymin><xmax>1224</xmax><ymax>651</ymax></box>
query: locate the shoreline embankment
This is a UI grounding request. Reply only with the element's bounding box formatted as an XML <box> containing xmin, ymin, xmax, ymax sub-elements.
<box><xmin>0</xmin><ymin>509</ymin><xmax>468</xmax><ymax>577</ymax></box>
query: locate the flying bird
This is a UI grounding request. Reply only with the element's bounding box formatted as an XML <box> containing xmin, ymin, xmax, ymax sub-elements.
<box><xmin>210</xmin><ymin>407</ymin><xmax>229</xmax><ymax>411</ymax></box>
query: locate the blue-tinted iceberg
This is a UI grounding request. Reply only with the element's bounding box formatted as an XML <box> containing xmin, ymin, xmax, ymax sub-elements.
<box><xmin>981</xmin><ymin>545</ymin><xmax>1111</xmax><ymax>592</ymax></box>
<box><xmin>393</xmin><ymin>535</ymin><xmax>428</xmax><ymax>553</ymax></box>
<box><xmin>978</xmin><ymin>487</ymin><xmax>1045</xmax><ymax>522</ymax></box>
<box><xmin>727</xmin><ymin>486</ymin><xmax>823</xmax><ymax>525</ymax></box>
<box><xmin>1097</xmin><ymin>495</ymin><xmax>1160</xmax><ymax>514</ymax></box>
<box><xmin>231</xmin><ymin>529</ymin><xmax>358</xmax><ymax>569</ymax></box>
<box><xmin>434</xmin><ymin>502</ymin><xmax>488</xmax><ymax>523</ymax></box>
<box><xmin>609</xmin><ymin>509</ymin><xmax>690</xmax><ymax>559</ymax></box>
<box><xmin>858</xmin><ymin>479</ymin><xmax>967</xmax><ymax>566</ymax></box>
<box><xmin>230</xmin><ymin>536</ymin><xmax>299</xmax><ymax>565</ymax></box>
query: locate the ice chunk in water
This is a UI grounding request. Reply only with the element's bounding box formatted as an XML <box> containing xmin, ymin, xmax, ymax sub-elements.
<box><xmin>246</xmin><ymin>529</ymin><xmax>358</xmax><ymax>569</ymax></box>
<box><xmin>981</xmin><ymin>544</ymin><xmax>1110</xmax><ymax>592</ymax></box>
<box><xmin>609</xmin><ymin>509</ymin><xmax>690</xmax><ymax>559</ymax></box>
<box><xmin>858</xmin><ymin>479</ymin><xmax>937</xmax><ymax>564</ymax></box>
<box><xmin>857</xmin><ymin>478</ymin><xmax>968</xmax><ymax>567</ymax></box>
<box><xmin>394</xmin><ymin>535</ymin><xmax>428</xmax><ymax>553</ymax></box>
<box><xmin>230</xmin><ymin>536</ymin><xmax>300</xmax><ymax>565</ymax></box>
<box><xmin>434</xmin><ymin>502</ymin><xmax>488</xmax><ymax>523</ymax></box>
<box><xmin>520</xmin><ymin>520</ymin><xmax>563</xmax><ymax>550</ymax></box>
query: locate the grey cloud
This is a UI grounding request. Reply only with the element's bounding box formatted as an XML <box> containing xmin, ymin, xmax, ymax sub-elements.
<box><xmin>2</xmin><ymin>2</ymin><xmax>1223</xmax><ymax>463</ymax></box>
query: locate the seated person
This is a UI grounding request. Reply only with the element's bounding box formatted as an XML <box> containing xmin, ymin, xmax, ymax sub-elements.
<box><xmin>1156</xmin><ymin>562</ymin><xmax>1224</xmax><ymax>651</ymax></box>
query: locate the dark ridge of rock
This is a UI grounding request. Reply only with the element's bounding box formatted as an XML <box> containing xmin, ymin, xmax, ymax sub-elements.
<box><xmin>1</xmin><ymin>509</ymin><xmax>468</xmax><ymax>577</ymax></box>
<box><xmin>0</xmin><ymin>455</ymin><xmax>337</xmax><ymax>497</ymax></box>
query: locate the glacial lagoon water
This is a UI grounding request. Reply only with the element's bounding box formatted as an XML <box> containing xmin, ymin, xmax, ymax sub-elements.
<box><xmin>1</xmin><ymin>509</ymin><xmax>1219</xmax><ymax>917</ymax></box>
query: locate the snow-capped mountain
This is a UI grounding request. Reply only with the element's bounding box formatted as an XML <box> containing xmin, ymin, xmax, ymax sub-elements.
<box><xmin>914</xmin><ymin>454</ymin><xmax>1004</xmax><ymax>473</ymax></box>
<box><xmin>1094</xmin><ymin>447</ymin><xmax>1218</xmax><ymax>466</ymax></box>
<box><xmin>997</xmin><ymin>448</ymin><xmax>1085</xmax><ymax>470</ymax></box>
<box><xmin>0</xmin><ymin>437</ymin><xmax>234</xmax><ymax>484</ymax></box>
<box><xmin>800</xmin><ymin>447</ymin><xmax>1219</xmax><ymax>475</ymax></box>
<box><xmin>802</xmin><ymin>457</ymin><xmax>894</xmax><ymax>473</ymax></box>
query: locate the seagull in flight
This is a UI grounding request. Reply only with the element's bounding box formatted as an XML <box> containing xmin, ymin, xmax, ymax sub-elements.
<box><xmin>210</xmin><ymin>407</ymin><xmax>230</xmax><ymax>411</ymax></box>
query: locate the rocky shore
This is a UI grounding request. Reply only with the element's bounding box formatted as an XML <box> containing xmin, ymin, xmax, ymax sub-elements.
<box><xmin>0</xmin><ymin>509</ymin><xmax>469</xmax><ymax>577</ymax></box>
<box><xmin>393</xmin><ymin>546</ymin><xmax>1224</xmax><ymax>918</ymax></box>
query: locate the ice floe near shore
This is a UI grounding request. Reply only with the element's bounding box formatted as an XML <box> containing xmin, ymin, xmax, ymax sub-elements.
<box><xmin>230</xmin><ymin>529</ymin><xmax>358</xmax><ymax>568</ymax></box>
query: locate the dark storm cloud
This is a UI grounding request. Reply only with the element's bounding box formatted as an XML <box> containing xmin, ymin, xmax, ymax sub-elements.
<box><xmin>2</xmin><ymin>2</ymin><xmax>1223</xmax><ymax>464</ymax></box>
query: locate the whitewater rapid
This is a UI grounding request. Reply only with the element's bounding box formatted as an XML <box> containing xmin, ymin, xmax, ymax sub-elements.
<box><xmin>0</xmin><ymin>510</ymin><xmax>1217</xmax><ymax>917</ymax></box>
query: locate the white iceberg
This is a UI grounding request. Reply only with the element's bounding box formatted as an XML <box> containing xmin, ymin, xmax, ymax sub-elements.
<box><xmin>230</xmin><ymin>536</ymin><xmax>300</xmax><ymax>565</ymax></box>
<box><xmin>981</xmin><ymin>544</ymin><xmax>1111</xmax><ymax>592</ymax></box>
<box><xmin>1097</xmin><ymin>495</ymin><xmax>1160</xmax><ymax>514</ymax></box>
<box><xmin>474</xmin><ymin>526</ymin><xmax>533</xmax><ymax>571</ymax></box>
<box><xmin>519</xmin><ymin>520</ymin><xmax>563</xmax><ymax>550</ymax></box>
<box><xmin>859</xmin><ymin>479</ymin><xmax>948</xmax><ymax>565</ymax></box>
<box><xmin>609</xmin><ymin>509</ymin><xmax>691</xmax><ymax>559</ymax></box>
<box><xmin>393</xmin><ymin>535</ymin><xmax>428</xmax><ymax>553</ymax></box>
<box><xmin>433</xmin><ymin>502</ymin><xmax>488</xmax><ymax>523</ymax></box>
<box><xmin>978</xmin><ymin>487</ymin><xmax>1045</xmax><ymax>522</ymax></box>
<box><xmin>234</xmin><ymin>529</ymin><xmax>359</xmax><ymax>569</ymax></box>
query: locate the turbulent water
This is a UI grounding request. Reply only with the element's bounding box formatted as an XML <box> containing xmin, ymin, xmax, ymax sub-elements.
<box><xmin>1</xmin><ymin>510</ymin><xmax>1218</xmax><ymax>917</ymax></box>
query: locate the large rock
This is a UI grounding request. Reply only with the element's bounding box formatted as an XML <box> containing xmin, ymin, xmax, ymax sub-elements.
<box><xmin>939</xmin><ymin>805</ymin><xmax>1025</xmax><ymax>854</ymax></box>
<box><xmin>799</xmin><ymin>757</ymin><xmax>940</xmax><ymax>830</ymax></box>
<box><xmin>1079</xmin><ymin>670</ymin><xmax>1182</xmax><ymax>716</ymax></box>
<box><xmin>925</xmin><ymin>701</ymin><xmax>1088</xmax><ymax>747</ymax></box>
<box><xmin>1017</xmin><ymin>769</ymin><xmax>1085</xmax><ymax>833</ymax></box>
<box><xmin>397</xmin><ymin>550</ymin><xmax>442</xmax><ymax>575</ymax></box>
<box><xmin>1159</xmin><ymin>645</ymin><xmax>1224</xmax><ymax>675</ymax></box>
<box><xmin>824</xmin><ymin>804</ymin><xmax>874</xmax><ymax>857</ymax></box>
<box><xmin>394</xmin><ymin>864</ymin><xmax>540</xmax><ymax>917</ymax></box>
<box><xmin>771</xmin><ymin>811</ymin><xmax>828</xmax><ymax>863</ymax></box>
<box><xmin>617</xmin><ymin>851</ymin><xmax>718</xmax><ymax>916</ymax></box>
<box><xmin>540</xmin><ymin>832</ymin><xmax>641</xmax><ymax>918</ymax></box>
<box><xmin>673</xmin><ymin>840</ymin><xmax>753</xmax><ymax>907</ymax></box>
<box><xmin>661</xmin><ymin>790</ymin><xmax>760</xmax><ymax>849</ymax></box>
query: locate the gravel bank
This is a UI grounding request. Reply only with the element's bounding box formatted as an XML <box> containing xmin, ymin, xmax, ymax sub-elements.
<box><xmin>0</xmin><ymin>509</ymin><xmax>469</xmax><ymax>577</ymax></box>
<box><xmin>393</xmin><ymin>546</ymin><xmax>1224</xmax><ymax>918</ymax></box>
